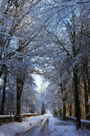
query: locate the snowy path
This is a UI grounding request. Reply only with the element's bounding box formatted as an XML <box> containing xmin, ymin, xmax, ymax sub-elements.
<box><xmin>0</xmin><ymin>114</ymin><xmax>90</xmax><ymax>136</ymax></box>
<box><xmin>22</xmin><ymin>116</ymin><xmax>49</xmax><ymax>136</ymax></box>
<box><xmin>21</xmin><ymin>114</ymin><xmax>90</xmax><ymax>136</ymax></box>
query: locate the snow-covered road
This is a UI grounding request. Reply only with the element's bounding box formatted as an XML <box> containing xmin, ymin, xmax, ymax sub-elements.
<box><xmin>0</xmin><ymin>114</ymin><xmax>90</xmax><ymax>136</ymax></box>
<box><xmin>22</xmin><ymin>116</ymin><xmax>49</xmax><ymax>136</ymax></box>
<box><xmin>22</xmin><ymin>114</ymin><xmax>76</xmax><ymax>136</ymax></box>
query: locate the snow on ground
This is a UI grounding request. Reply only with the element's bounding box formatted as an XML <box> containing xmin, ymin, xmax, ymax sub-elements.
<box><xmin>48</xmin><ymin>114</ymin><xmax>90</xmax><ymax>136</ymax></box>
<box><xmin>0</xmin><ymin>114</ymin><xmax>90</xmax><ymax>136</ymax></box>
<box><xmin>0</xmin><ymin>115</ymin><xmax>45</xmax><ymax>136</ymax></box>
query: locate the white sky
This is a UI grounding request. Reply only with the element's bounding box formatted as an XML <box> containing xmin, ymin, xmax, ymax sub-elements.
<box><xmin>34</xmin><ymin>75</ymin><xmax>43</xmax><ymax>87</ymax></box>
<box><xmin>32</xmin><ymin>74</ymin><xmax>44</xmax><ymax>92</ymax></box>
<box><xmin>32</xmin><ymin>74</ymin><xmax>49</xmax><ymax>93</ymax></box>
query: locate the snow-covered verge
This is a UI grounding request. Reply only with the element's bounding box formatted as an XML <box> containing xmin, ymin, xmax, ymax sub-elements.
<box><xmin>0</xmin><ymin>115</ymin><xmax>45</xmax><ymax>136</ymax></box>
<box><xmin>49</xmin><ymin>115</ymin><xmax>90</xmax><ymax>136</ymax></box>
<box><xmin>66</xmin><ymin>116</ymin><xmax>90</xmax><ymax>129</ymax></box>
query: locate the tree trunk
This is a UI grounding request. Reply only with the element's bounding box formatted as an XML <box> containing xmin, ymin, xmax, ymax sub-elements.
<box><xmin>69</xmin><ymin>104</ymin><xmax>72</xmax><ymax>116</ymax></box>
<box><xmin>74</xmin><ymin>70</ymin><xmax>81</xmax><ymax>129</ymax></box>
<box><xmin>84</xmin><ymin>78</ymin><xmax>89</xmax><ymax>115</ymax></box>
<box><xmin>72</xmin><ymin>14</ymin><xmax>81</xmax><ymax>128</ymax></box>
<box><xmin>60</xmin><ymin>83</ymin><xmax>67</xmax><ymax>119</ymax></box>
<box><xmin>17</xmin><ymin>78</ymin><xmax>23</xmax><ymax>115</ymax></box>
<box><xmin>0</xmin><ymin>73</ymin><xmax>7</xmax><ymax>115</ymax></box>
<box><xmin>86</xmin><ymin>59</ymin><xmax>90</xmax><ymax>105</ymax></box>
<box><xmin>17</xmin><ymin>92</ymin><xmax>21</xmax><ymax>115</ymax></box>
<box><xmin>83</xmin><ymin>62</ymin><xmax>89</xmax><ymax>116</ymax></box>
<box><xmin>14</xmin><ymin>78</ymin><xmax>24</xmax><ymax>122</ymax></box>
<box><xmin>63</xmin><ymin>102</ymin><xmax>66</xmax><ymax>119</ymax></box>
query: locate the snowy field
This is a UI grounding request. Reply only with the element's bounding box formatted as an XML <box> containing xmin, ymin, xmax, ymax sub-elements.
<box><xmin>0</xmin><ymin>114</ymin><xmax>90</xmax><ymax>136</ymax></box>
